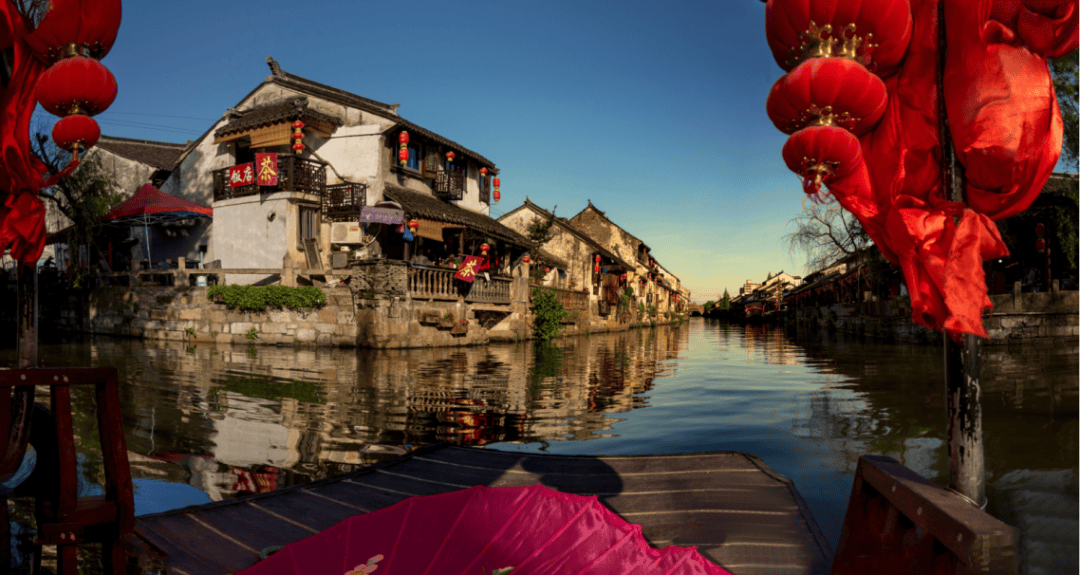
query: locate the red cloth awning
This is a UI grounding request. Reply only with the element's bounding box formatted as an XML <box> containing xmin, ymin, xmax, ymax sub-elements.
<box><xmin>104</xmin><ymin>184</ymin><xmax>212</xmax><ymax>224</ymax></box>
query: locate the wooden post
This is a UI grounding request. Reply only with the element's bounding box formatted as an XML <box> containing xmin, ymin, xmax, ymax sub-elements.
<box><xmin>2</xmin><ymin>262</ymin><xmax>38</xmax><ymax>568</ymax></box>
<box><xmin>938</xmin><ymin>0</ymin><xmax>986</xmax><ymax>508</ymax></box>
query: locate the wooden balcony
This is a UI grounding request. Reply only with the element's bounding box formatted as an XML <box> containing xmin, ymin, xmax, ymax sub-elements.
<box><xmin>212</xmin><ymin>156</ymin><xmax>327</xmax><ymax>201</ymax></box>
<box><xmin>433</xmin><ymin>172</ymin><xmax>464</xmax><ymax>201</ymax></box>
<box><xmin>408</xmin><ymin>265</ymin><xmax>511</xmax><ymax>304</ymax></box>
<box><xmin>537</xmin><ymin>286</ymin><xmax>589</xmax><ymax>312</ymax></box>
<box><xmin>323</xmin><ymin>182</ymin><xmax>367</xmax><ymax>222</ymax></box>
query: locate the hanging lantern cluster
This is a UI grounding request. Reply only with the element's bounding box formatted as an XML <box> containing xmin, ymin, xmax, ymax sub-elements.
<box><xmin>493</xmin><ymin>176</ymin><xmax>501</xmax><ymax>203</ymax></box>
<box><xmin>398</xmin><ymin>131</ymin><xmax>410</xmax><ymax>166</ymax></box>
<box><xmin>28</xmin><ymin>0</ymin><xmax>123</xmax><ymax>163</ymax></box>
<box><xmin>36</xmin><ymin>48</ymin><xmax>118</xmax><ymax>162</ymax></box>
<box><xmin>292</xmin><ymin>120</ymin><xmax>305</xmax><ymax>155</ymax></box>
<box><xmin>764</xmin><ymin>0</ymin><xmax>911</xmax><ymax>199</ymax></box>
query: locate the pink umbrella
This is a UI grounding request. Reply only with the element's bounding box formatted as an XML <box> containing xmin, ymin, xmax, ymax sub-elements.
<box><xmin>240</xmin><ymin>484</ymin><xmax>732</xmax><ymax>575</ymax></box>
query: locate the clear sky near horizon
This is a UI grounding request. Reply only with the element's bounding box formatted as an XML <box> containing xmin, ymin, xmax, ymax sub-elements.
<box><xmin>46</xmin><ymin>0</ymin><xmax>1071</xmax><ymax>303</ymax></box>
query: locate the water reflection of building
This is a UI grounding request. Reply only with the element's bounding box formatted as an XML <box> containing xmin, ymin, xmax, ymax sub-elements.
<box><xmin>84</xmin><ymin>327</ymin><xmax>679</xmax><ymax>499</ymax></box>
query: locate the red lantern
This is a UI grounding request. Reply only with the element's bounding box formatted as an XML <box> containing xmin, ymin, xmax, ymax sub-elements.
<box><xmin>35</xmin><ymin>56</ymin><xmax>117</xmax><ymax>116</ymax></box>
<box><xmin>545</xmin><ymin>267</ymin><xmax>551</xmax><ymax>274</ymax></box>
<box><xmin>493</xmin><ymin>176</ymin><xmax>500</xmax><ymax>192</ymax></box>
<box><xmin>764</xmin><ymin>0</ymin><xmax>913</xmax><ymax>78</ymax></box>
<box><xmin>480</xmin><ymin>167</ymin><xmax>488</xmax><ymax>176</ymax></box>
<box><xmin>781</xmin><ymin>125</ymin><xmax>863</xmax><ymax>198</ymax></box>
<box><xmin>594</xmin><ymin>264</ymin><xmax>601</xmax><ymax>274</ymax></box>
<box><xmin>23</xmin><ymin>0</ymin><xmax>124</xmax><ymax>64</ymax></box>
<box><xmin>291</xmin><ymin>120</ymin><xmax>305</xmax><ymax>155</ymax></box>
<box><xmin>446</xmin><ymin>151</ymin><xmax>455</xmax><ymax>163</ymax></box>
<box><xmin>408</xmin><ymin>220</ymin><xmax>419</xmax><ymax>233</ymax></box>
<box><xmin>522</xmin><ymin>256</ymin><xmax>530</xmax><ymax>264</ymax></box>
<box><xmin>480</xmin><ymin>243</ymin><xmax>490</xmax><ymax>254</ymax></box>
<box><xmin>765</xmin><ymin>57</ymin><xmax>887</xmax><ymax>137</ymax></box>
<box><xmin>493</xmin><ymin>190</ymin><xmax>500</xmax><ymax>202</ymax></box>
<box><xmin>52</xmin><ymin>113</ymin><xmax>100</xmax><ymax>161</ymax></box>
<box><xmin>398</xmin><ymin>131</ymin><xmax>409</xmax><ymax>166</ymax></box>
<box><xmin>1036</xmin><ymin>238</ymin><xmax>1046</xmax><ymax>251</ymax></box>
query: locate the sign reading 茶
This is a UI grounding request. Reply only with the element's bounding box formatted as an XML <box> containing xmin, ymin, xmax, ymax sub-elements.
<box><xmin>256</xmin><ymin>153</ymin><xmax>278</xmax><ymax>186</ymax></box>
<box><xmin>359</xmin><ymin>206</ymin><xmax>404</xmax><ymax>225</ymax></box>
<box><xmin>229</xmin><ymin>163</ymin><xmax>254</xmax><ymax>188</ymax></box>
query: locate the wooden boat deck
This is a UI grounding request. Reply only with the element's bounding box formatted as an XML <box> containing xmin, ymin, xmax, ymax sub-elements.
<box><xmin>133</xmin><ymin>444</ymin><xmax>833</xmax><ymax>575</ymax></box>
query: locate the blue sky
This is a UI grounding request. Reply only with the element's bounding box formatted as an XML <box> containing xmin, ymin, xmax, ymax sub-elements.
<box><xmin>49</xmin><ymin>0</ymin><xmax>1052</xmax><ymax>302</ymax></box>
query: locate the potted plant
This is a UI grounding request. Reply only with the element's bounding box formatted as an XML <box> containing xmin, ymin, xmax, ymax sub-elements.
<box><xmin>451</xmin><ymin>318</ymin><xmax>469</xmax><ymax>335</ymax></box>
<box><xmin>438</xmin><ymin>313</ymin><xmax>455</xmax><ymax>329</ymax></box>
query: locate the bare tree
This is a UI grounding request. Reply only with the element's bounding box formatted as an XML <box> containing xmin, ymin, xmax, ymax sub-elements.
<box><xmin>12</xmin><ymin>0</ymin><xmax>49</xmax><ymax>26</ymax></box>
<box><xmin>784</xmin><ymin>199</ymin><xmax>871</xmax><ymax>274</ymax></box>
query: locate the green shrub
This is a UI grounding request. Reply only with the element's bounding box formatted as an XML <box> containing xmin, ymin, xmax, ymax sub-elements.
<box><xmin>531</xmin><ymin>287</ymin><xmax>568</xmax><ymax>342</ymax></box>
<box><xmin>208</xmin><ymin>285</ymin><xmax>326</xmax><ymax>312</ymax></box>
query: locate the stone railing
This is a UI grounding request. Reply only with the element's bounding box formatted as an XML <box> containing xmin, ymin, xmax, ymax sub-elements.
<box><xmin>541</xmin><ymin>286</ymin><xmax>589</xmax><ymax>312</ymax></box>
<box><xmin>408</xmin><ymin>266</ymin><xmax>458</xmax><ymax>300</ymax></box>
<box><xmin>465</xmin><ymin>276</ymin><xmax>512</xmax><ymax>304</ymax></box>
<box><xmin>408</xmin><ymin>265</ymin><xmax>513</xmax><ymax>304</ymax></box>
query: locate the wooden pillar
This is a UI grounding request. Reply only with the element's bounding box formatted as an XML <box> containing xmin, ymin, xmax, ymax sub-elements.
<box><xmin>938</xmin><ymin>0</ymin><xmax>986</xmax><ymax>508</ymax></box>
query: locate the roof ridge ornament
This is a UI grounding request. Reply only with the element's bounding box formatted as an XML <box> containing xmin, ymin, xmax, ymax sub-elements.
<box><xmin>266</xmin><ymin>56</ymin><xmax>283</xmax><ymax>78</ymax></box>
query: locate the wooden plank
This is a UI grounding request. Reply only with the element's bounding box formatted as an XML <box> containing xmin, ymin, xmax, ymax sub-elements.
<box><xmin>252</xmin><ymin>489</ymin><xmax>362</xmax><ymax>532</ymax></box>
<box><xmin>431</xmin><ymin>446</ymin><xmax>760</xmax><ymax>475</ymax></box>
<box><xmin>134</xmin><ymin>514</ymin><xmax>259</xmax><ymax>572</ymax></box>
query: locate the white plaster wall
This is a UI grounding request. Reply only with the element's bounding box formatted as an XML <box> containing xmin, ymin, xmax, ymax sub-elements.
<box><xmin>210</xmin><ymin>195</ymin><xmax>290</xmax><ymax>284</ymax></box>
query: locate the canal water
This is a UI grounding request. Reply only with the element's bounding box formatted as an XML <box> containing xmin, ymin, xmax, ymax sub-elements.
<box><xmin>3</xmin><ymin>319</ymin><xmax>1076</xmax><ymax>573</ymax></box>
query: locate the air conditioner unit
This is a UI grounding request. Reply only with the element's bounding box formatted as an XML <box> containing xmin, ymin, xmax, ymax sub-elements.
<box><xmin>331</xmin><ymin>222</ymin><xmax>362</xmax><ymax>244</ymax></box>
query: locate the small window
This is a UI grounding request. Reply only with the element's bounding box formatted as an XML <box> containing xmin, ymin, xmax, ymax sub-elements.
<box><xmin>300</xmin><ymin>207</ymin><xmax>319</xmax><ymax>242</ymax></box>
<box><xmin>479</xmin><ymin>172</ymin><xmax>490</xmax><ymax>204</ymax></box>
<box><xmin>405</xmin><ymin>144</ymin><xmax>420</xmax><ymax>170</ymax></box>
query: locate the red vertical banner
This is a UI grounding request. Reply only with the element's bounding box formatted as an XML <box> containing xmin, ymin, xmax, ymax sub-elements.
<box><xmin>256</xmin><ymin>153</ymin><xmax>278</xmax><ymax>186</ymax></box>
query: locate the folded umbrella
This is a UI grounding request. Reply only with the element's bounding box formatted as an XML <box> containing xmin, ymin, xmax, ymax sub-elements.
<box><xmin>240</xmin><ymin>484</ymin><xmax>732</xmax><ymax>575</ymax></box>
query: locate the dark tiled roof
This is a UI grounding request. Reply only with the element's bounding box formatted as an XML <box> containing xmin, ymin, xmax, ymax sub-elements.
<box><xmin>383</xmin><ymin>185</ymin><xmax>533</xmax><ymax>248</ymax></box>
<box><xmin>264</xmin><ymin>57</ymin><xmax>496</xmax><ymax>169</ymax></box>
<box><xmin>96</xmin><ymin>136</ymin><xmax>190</xmax><ymax>170</ymax></box>
<box><xmin>381</xmin><ymin>119</ymin><xmax>495</xmax><ymax>169</ymax></box>
<box><xmin>215</xmin><ymin>96</ymin><xmax>342</xmax><ymax>138</ymax></box>
<box><xmin>518</xmin><ymin>199</ymin><xmax>635</xmax><ymax>271</ymax></box>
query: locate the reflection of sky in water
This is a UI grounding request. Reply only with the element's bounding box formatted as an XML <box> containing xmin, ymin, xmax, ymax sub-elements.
<box><xmin>3</xmin><ymin>321</ymin><xmax>1075</xmax><ymax>567</ymax></box>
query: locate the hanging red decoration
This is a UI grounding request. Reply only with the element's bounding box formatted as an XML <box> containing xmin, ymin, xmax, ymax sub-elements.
<box><xmin>51</xmin><ymin>113</ymin><xmax>100</xmax><ymax>161</ymax></box>
<box><xmin>594</xmin><ymin>264</ymin><xmax>600</xmax><ymax>274</ymax></box>
<box><xmin>23</xmin><ymin>0</ymin><xmax>124</xmax><ymax>64</ymax></box>
<box><xmin>781</xmin><ymin>125</ymin><xmax>864</xmax><ymax>198</ymax></box>
<box><xmin>764</xmin><ymin>0</ymin><xmax>913</xmax><ymax>77</ymax></box>
<box><xmin>480</xmin><ymin>167</ymin><xmax>488</xmax><ymax>176</ymax></box>
<box><xmin>594</xmin><ymin>254</ymin><xmax>601</xmax><ymax>263</ymax></box>
<box><xmin>446</xmin><ymin>151</ymin><xmax>455</xmax><ymax>163</ymax></box>
<box><xmin>493</xmin><ymin>190</ymin><xmax>500</xmax><ymax>203</ymax></box>
<box><xmin>291</xmin><ymin>120</ymin><xmax>305</xmax><ymax>155</ymax></box>
<box><xmin>34</xmin><ymin>55</ymin><xmax>117</xmax><ymax>116</ymax></box>
<box><xmin>545</xmin><ymin>267</ymin><xmax>551</xmax><ymax>274</ymax></box>
<box><xmin>522</xmin><ymin>256</ymin><xmax>530</xmax><ymax>264</ymax></box>
<box><xmin>493</xmin><ymin>176</ymin><xmax>500</xmax><ymax>192</ymax></box>
<box><xmin>398</xmin><ymin>131</ymin><xmax>409</xmax><ymax>166</ymax></box>
<box><xmin>408</xmin><ymin>220</ymin><xmax>419</xmax><ymax>233</ymax></box>
<box><xmin>765</xmin><ymin>57</ymin><xmax>888</xmax><ymax>137</ymax></box>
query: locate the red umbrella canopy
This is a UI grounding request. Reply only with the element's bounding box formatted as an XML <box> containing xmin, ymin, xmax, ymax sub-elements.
<box><xmin>241</xmin><ymin>484</ymin><xmax>733</xmax><ymax>575</ymax></box>
<box><xmin>104</xmin><ymin>184</ymin><xmax>212</xmax><ymax>225</ymax></box>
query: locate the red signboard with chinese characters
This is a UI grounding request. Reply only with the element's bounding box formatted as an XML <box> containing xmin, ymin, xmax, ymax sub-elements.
<box><xmin>229</xmin><ymin>162</ymin><xmax>254</xmax><ymax>188</ymax></box>
<box><xmin>255</xmin><ymin>153</ymin><xmax>278</xmax><ymax>186</ymax></box>
<box><xmin>454</xmin><ymin>255</ymin><xmax>484</xmax><ymax>283</ymax></box>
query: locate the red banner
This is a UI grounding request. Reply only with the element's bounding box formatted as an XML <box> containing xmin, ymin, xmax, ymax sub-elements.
<box><xmin>229</xmin><ymin>162</ymin><xmax>254</xmax><ymax>187</ymax></box>
<box><xmin>255</xmin><ymin>153</ymin><xmax>278</xmax><ymax>186</ymax></box>
<box><xmin>454</xmin><ymin>255</ymin><xmax>484</xmax><ymax>283</ymax></box>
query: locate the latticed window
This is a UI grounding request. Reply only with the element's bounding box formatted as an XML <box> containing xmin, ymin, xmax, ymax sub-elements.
<box><xmin>300</xmin><ymin>206</ymin><xmax>319</xmax><ymax>242</ymax></box>
<box><xmin>479</xmin><ymin>172</ymin><xmax>491</xmax><ymax>204</ymax></box>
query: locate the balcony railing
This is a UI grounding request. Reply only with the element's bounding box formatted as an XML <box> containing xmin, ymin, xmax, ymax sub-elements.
<box><xmin>408</xmin><ymin>265</ymin><xmax>512</xmax><ymax>304</ymax></box>
<box><xmin>323</xmin><ymin>182</ymin><xmax>367</xmax><ymax>222</ymax></box>
<box><xmin>538</xmin><ymin>286</ymin><xmax>589</xmax><ymax>311</ymax></box>
<box><xmin>433</xmin><ymin>172</ymin><xmax>464</xmax><ymax>201</ymax></box>
<box><xmin>213</xmin><ymin>156</ymin><xmax>327</xmax><ymax>201</ymax></box>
